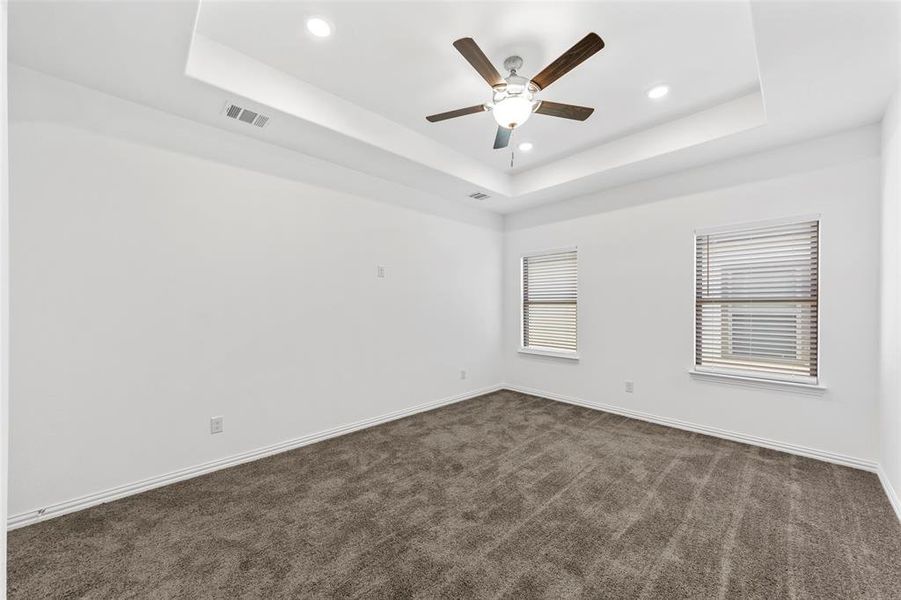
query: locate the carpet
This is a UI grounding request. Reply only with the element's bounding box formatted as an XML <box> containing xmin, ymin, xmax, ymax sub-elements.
<box><xmin>8</xmin><ymin>390</ymin><xmax>901</xmax><ymax>598</ymax></box>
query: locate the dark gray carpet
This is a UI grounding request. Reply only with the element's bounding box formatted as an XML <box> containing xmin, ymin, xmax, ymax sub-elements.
<box><xmin>8</xmin><ymin>390</ymin><xmax>901</xmax><ymax>599</ymax></box>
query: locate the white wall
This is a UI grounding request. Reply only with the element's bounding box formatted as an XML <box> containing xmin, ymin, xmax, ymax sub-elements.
<box><xmin>880</xmin><ymin>88</ymin><xmax>901</xmax><ymax>510</ymax></box>
<box><xmin>504</xmin><ymin>126</ymin><xmax>882</xmax><ymax>464</ymax></box>
<box><xmin>1</xmin><ymin>0</ymin><xmax>9</xmax><ymax>593</ymax></box>
<box><xmin>8</xmin><ymin>86</ymin><xmax>503</xmax><ymax>518</ymax></box>
<box><xmin>4</xmin><ymin>65</ymin><xmax>895</xmax><ymax>531</ymax></box>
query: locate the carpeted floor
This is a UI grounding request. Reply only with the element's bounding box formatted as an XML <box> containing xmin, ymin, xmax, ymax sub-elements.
<box><xmin>8</xmin><ymin>390</ymin><xmax>901</xmax><ymax>599</ymax></box>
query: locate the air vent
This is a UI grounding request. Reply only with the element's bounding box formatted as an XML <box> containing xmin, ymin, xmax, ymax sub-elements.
<box><xmin>238</xmin><ymin>109</ymin><xmax>258</xmax><ymax>124</ymax></box>
<box><xmin>468</xmin><ymin>192</ymin><xmax>490</xmax><ymax>200</ymax></box>
<box><xmin>222</xmin><ymin>102</ymin><xmax>270</xmax><ymax>128</ymax></box>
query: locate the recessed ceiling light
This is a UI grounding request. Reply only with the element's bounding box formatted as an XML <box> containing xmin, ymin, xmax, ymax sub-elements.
<box><xmin>517</xmin><ymin>142</ymin><xmax>534</xmax><ymax>152</ymax></box>
<box><xmin>647</xmin><ymin>84</ymin><xmax>669</xmax><ymax>100</ymax></box>
<box><xmin>306</xmin><ymin>17</ymin><xmax>332</xmax><ymax>38</ymax></box>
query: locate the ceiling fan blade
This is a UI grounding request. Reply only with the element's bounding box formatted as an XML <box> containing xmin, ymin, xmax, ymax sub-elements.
<box><xmin>530</xmin><ymin>33</ymin><xmax>605</xmax><ymax>91</ymax></box>
<box><xmin>534</xmin><ymin>101</ymin><xmax>595</xmax><ymax>121</ymax></box>
<box><xmin>453</xmin><ymin>38</ymin><xmax>505</xmax><ymax>88</ymax></box>
<box><xmin>426</xmin><ymin>105</ymin><xmax>487</xmax><ymax>122</ymax></box>
<box><xmin>493</xmin><ymin>126</ymin><xmax>512</xmax><ymax>150</ymax></box>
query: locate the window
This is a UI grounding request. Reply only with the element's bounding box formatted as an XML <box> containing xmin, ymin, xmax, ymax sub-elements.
<box><xmin>522</xmin><ymin>249</ymin><xmax>578</xmax><ymax>357</ymax></box>
<box><xmin>695</xmin><ymin>219</ymin><xmax>819</xmax><ymax>384</ymax></box>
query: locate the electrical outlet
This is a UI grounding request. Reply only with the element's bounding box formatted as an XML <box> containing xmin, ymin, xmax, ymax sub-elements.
<box><xmin>624</xmin><ymin>381</ymin><xmax>634</xmax><ymax>393</ymax></box>
<box><xmin>460</xmin><ymin>370</ymin><xmax>467</xmax><ymax>380</ymax></box>
<box><xmin>210</xmin><ymin>416</ymin><xmax>224</xmax><ymax>434</ymax></box>
<box><xmin>377</xmin><ymin>265</ymin><xmax>385</xmax><ymax>278</ymax></box>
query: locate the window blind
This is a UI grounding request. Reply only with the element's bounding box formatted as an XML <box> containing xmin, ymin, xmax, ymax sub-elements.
<box><xmin>695</xmin><ymin>219</ymin><xmax>819</xmax><ymax>382</ymax></box>
<box><xmin>523</xmin><ymin>250</ymin><xmax>577</xmax><ymax>352</ymax></box>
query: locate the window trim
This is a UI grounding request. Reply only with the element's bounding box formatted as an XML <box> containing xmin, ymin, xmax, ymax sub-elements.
<box><xmin>520</xmin><ymin>246</ymin><xmax>579</xmax><ymax>359</ymax></box>
<box><xmin>692</xmin><ymin>214</ymin><xmax>822</xmax><ymax>387</ymax></box>
<box><xmin>688</xmin><ymin>368</ymin><xmax>827</xmax><ymax>394</ymax></box>
<box><xmin>518</xmin><ymin>347</ymin><xmax>581</xmax><ymax>360</ymax></box>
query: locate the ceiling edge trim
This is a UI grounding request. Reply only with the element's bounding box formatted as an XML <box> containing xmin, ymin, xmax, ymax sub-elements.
<box><xmin>504</xmin><ymin>123</ymin><xmax>880</xmax><ymax>231</ymax></box>
<box><xmin>513</xmin><ymin>90</ymin><xmax>768</xmax><ymax>197</ymax></box>
<box><xmin>185</xmin><ymin>33</ymin><xmax>513</xmax><ymax>198</ymax></box>
<box><xmin>9</xmin><ymin>64</ymin><xmax>504</xmax><ymax>231</ymax></box>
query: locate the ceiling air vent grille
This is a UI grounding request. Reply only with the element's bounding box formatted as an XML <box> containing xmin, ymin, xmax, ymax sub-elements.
<box><xmin>468</xmin><ymin>192</ymin><xmax>490</xmax><ymax>200</ymax></box>
<box><xmin>222</xmin><ymin>102</ymin><xmax>270</xmax><ymax>128</ymax></box>
<box><xmin>238</xmin><ymin>109</ymin><xmax>258</xmax><ymax>124</ymax></box>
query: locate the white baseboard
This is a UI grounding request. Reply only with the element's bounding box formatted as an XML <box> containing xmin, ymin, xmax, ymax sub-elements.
<box><xmin>503</xmin><ymin>384</ymin><xmax>879</xmax><ymax>472</ymax></box>
<box><xmin>13</xmin><ymin>384</ymin><xmax>897</xmax><ymax>530</ymax></box>
<box><xmin>877</xmin><ymin>466</ymin><xmax>901</xmax><ymax>523</ymax></box>
<box><xmin>8</xmin><ymin>384</ymin><xmax>503</xmax><ymax>530</ymax></box>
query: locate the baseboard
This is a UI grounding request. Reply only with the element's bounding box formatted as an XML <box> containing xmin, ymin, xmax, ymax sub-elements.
<box><xmin>503</xmin><ymin>384</ymin><xmax>879</xmax><ymax>473</ymax></box>
<box><xmin>877</xmin><ymin>466</ymin><xmax>901</xmax><ymax>523</ymax></box>
<box><xmin>12</xmin><ymin>383</ymin><xmax>894</xmax><ymax>530</ymax></box>
<box><xmin>8</xmin><ymin>384</ymin><xmax>503</xmax><ymax>530</ymax></box>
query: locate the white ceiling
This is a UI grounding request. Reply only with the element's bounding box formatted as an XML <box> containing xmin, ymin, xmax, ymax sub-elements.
<box><xmin>7</xmin><ymin>1</ymin><xmax>900</xmax><ymax>215</ymax></box>
<box><xmin>195</xmin><ymin>1</ymin><xmax>761</xmax><ymax>173</ymax></box>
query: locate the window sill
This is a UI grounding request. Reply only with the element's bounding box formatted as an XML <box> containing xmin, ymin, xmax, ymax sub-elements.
<box><xmin>688</xmin><ymin>369</ymin><xmax>826</xmax><ymax>394</ymax></box>
<box><xmin>519</xmin><ymin>347</ymin><xmax>580</xmax><ymax>360</ymax></box>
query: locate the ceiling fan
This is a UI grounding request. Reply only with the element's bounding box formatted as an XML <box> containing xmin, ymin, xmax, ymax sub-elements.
<box><xmin>426</xmin><ymin>33</ymin><xmax>605</xmax><ymax>150</ymax></box>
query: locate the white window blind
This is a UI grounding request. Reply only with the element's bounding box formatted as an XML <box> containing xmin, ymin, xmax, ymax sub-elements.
<box><xmin>522</xmin><ymin>250</ymin><xmax>577</xmax><ymax>353</ymax></box>
<box><xmin>695</xmin><ymin>219</ymin><xmax>819</xmax><ymax>383</ymax></box>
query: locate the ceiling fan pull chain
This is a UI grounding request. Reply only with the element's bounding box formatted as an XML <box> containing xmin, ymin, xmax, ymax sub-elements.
<box><xmin>510</xmin><ymin>130</ymin><xmax>516</xmax><ymax>168</ymax></box>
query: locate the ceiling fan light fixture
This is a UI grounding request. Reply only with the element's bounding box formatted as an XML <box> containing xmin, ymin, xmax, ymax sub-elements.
<box><xmin>492</xmin><ymin>96</ymin><xmax>534</xmax><ymax>129</ymax></box>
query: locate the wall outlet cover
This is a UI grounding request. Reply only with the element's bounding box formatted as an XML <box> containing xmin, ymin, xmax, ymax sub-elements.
<box><xmin>210</xmin><ymin>416</ymin><xmax>224</xmax><ymax>434</ymax></box>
